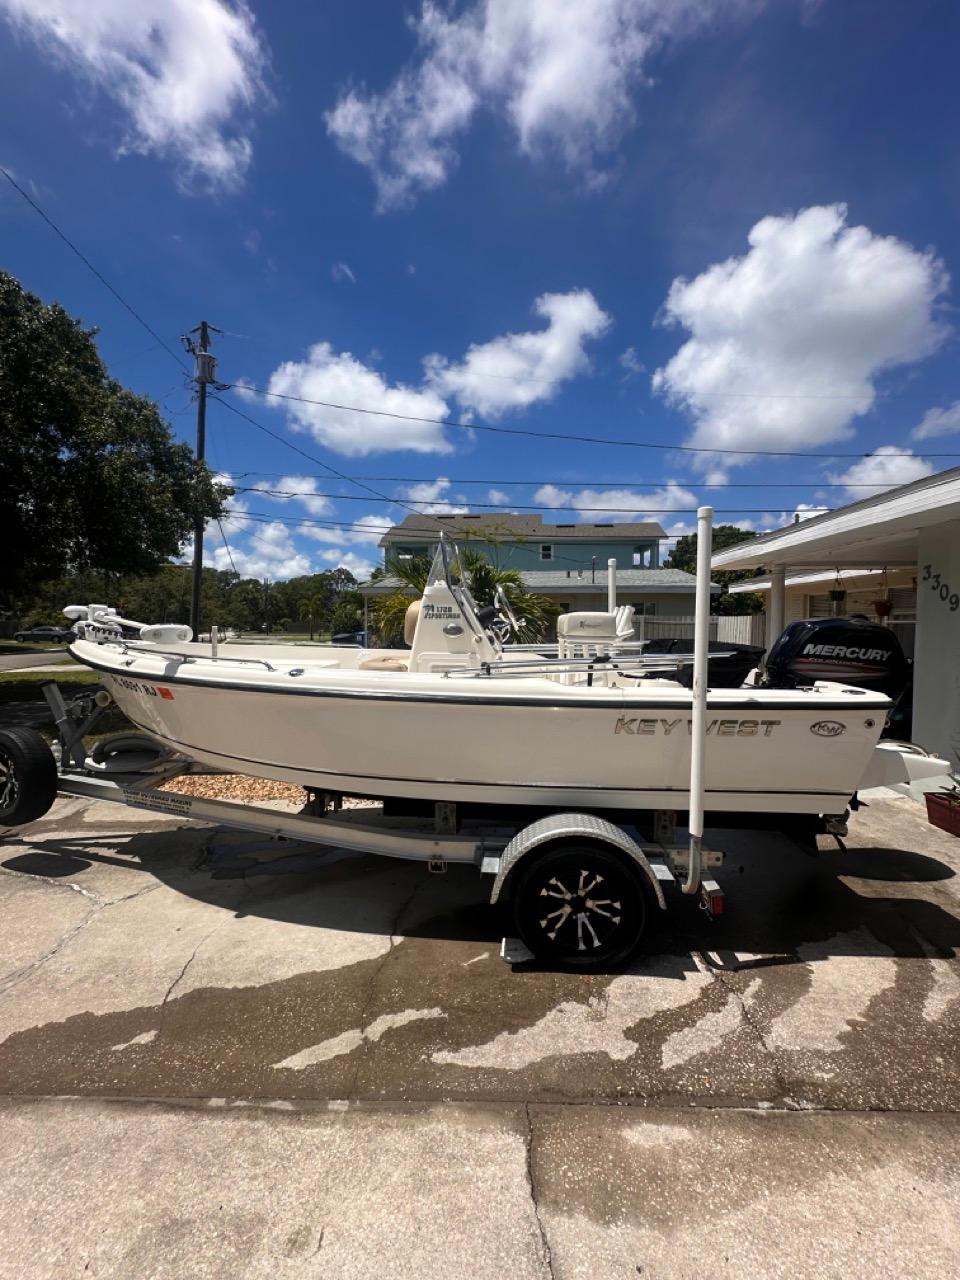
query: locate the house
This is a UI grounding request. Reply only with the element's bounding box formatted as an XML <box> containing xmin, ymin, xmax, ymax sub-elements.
<box><xmin>361</xmin><ymin>512</ymin><xmax>718</xmax><ymax>627</ymax></box>
<box><xmin>379</xmin><ymin>513</ymin><xmax>664</xmax><ymax>570</ymax></box>
<box><xmin>711</xmin><ymin>466</ymin><xmax>960</xmax><ymax>764</ymax></box>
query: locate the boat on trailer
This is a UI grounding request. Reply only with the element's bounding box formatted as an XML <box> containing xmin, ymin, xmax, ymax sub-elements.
<box><xmin>65</xmin><ymin>536</ymin><xmax>895</xmax><ymax>822</ymax></box>
<box><xmin>0</xmin><ymin>509</ymin><xmax>951</xmax><ymax>970</ymax></box>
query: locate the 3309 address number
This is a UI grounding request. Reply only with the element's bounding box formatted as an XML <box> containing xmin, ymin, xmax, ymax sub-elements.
<box><xmin>921</xmin><ymin>564</ymin><xmax>960</xmax><ymax>612</ymax></box>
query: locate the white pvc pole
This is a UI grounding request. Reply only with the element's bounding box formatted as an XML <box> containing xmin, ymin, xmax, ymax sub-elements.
<box><xmin>684</xmin><ymin>505</ymin><xmax>713</xmax><ymax>895</ymax></box>
<box><xmin>607</xmin><ymin>558</ymin><xmax>617</xmax><ymax>613</ymax></box>
<box><xmin>767</xmin><ymin>565</ymin><xmax>785</xmax><ymax>656</ymax></box>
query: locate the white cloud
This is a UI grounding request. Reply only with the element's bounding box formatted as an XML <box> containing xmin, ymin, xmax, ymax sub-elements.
<box><xmin>326</xmin><ymin>0</ymin><xmax>748</xmax><ymax>210</ymax></box>
<box><xmin>266</xmin><ymin>342</ymin><xmax>453</xmax><ymax>456</ymax></box>
<box><xmin>332</xmin><ymin>261</ymin><xmax>356</xmax><ymax>284</ymax></box>
<box><xmin>0</xmin><ymin>0</ymin><xmax>269</xmax><ymax>189</ymax></box>
<box><xmin>653</xmin><ymin>204</ymin><xmax>949</xmax><ymax>467</ymax></box>
<box><xmin>400</xmin><ymin>476</ymin><xmax>469</xmax><ymax>514</ymax></box>
<box><xmin>297</xmin><ymin>513</ymin><xmax>388</xmax><ymax>546</ymax></box>
<box><xmin>534</xmin><ymin>480</ymin><xmax>697</xmax><ymax>523</ymax></box>
<box><xmin>248</xmin><ymin>474</ymin><xmax>331</xmax><ymax>517</ymax></box>
<box><xmin>791</xmin><ymin>502</ymin><xmax>830</xmax><ymax>521</ymax></box>
<box><xmin>425</xmin><ymin>289</ymin><xmax>610</xmax><ymax>417</ymax></box>
<box><xmin>317</xmin><ymin>549</ymin><xmax>376</xmax><ymax>579</ymax></box>
<box><xmin>487</xmin><ymin>488</ymin><xmax>510</xmax><ymax>505</ymax></box>
<box><xmin>618</xmin><ymin>346</ymin><xmax>644</xmax><ymax>378</ymax></box>
<box><xmin>207</xmin><ymin>519</ymin><xmax>313</xmax><ymax>580</ymax></box>
<box><xmin>827</xmin><ymin>445</ymin><xmax>933</xmax><ymax>499</ymax></box>
<box><xmin>913</xmin><ymin>400</ymin><xmax>960</xmax><ymax>441</ymax></box>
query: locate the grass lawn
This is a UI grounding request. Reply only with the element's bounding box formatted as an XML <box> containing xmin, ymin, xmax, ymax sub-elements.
<box><xmin>0</xmin><ymin>669</ymin><xmax>134</xmax><ymax>748</ymax></box>
<box><xmin>0</xmin><ymin>669</ymin><xmax>101</xmax><ymax>703</ymax></box>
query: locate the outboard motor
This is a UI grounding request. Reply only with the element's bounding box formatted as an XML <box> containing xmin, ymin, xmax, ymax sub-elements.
<box><xmin>762</xmin><ymin>617</ymin><xmax>910</xmax><ymax>701</ymax></box>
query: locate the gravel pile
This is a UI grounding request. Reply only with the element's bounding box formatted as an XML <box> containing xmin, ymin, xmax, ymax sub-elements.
<box><xmin>158</xmin><ymin>773</ymin><xmax>376</xmax><ymax>808</ymax></box>
<box><xmin>158</xmin><ymin>774</ymin><xmax>306</xmax><ymax>803</ymax></box>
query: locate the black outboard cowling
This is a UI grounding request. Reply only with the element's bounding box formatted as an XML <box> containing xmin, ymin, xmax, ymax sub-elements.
<box><xmin>762</xmin><ymin>617</ymin><xmax>909</xmax><ymax>700</ymax></box>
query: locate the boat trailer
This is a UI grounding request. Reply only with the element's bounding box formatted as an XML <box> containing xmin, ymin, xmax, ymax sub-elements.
<box><xmin>0</xmin><ymin>677</ymin><xmax>726</xmax><ymax>972</ymax></box>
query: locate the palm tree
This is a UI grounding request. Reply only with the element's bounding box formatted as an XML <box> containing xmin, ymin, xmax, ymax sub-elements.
<box><xmin>371</xmin><ymin>554</ymin><xmax>431</xmax><ymax>647</ymax></box>
<box><xmin>458</xmin><ymin>548</ymin><xmax>557</xmax><ymax>643</ymax></box>
<box><xmin>371</xmin><ymin>548</ymin><xmax>556</xmax><ymax>647</ymax></box>
<box><xmin>297</xmin><ymin>592</ymin><xmax>327</xmax><ymax>641</ymax></box>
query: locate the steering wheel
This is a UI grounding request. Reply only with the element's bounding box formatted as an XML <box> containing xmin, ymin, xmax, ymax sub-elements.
<box><xmin>494</xmin><ymin>584</ymin><xmax>522</xmax><ymax>636</ymax></box>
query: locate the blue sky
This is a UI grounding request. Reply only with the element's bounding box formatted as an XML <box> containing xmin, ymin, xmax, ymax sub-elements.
<box><xmin>2</xmin><ymin>0</ymin><xmax>959</xmax><ymax>581</ymax></box>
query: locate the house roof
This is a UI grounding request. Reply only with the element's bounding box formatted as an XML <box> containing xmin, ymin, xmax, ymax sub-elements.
<box><xmin>359</xmin><ymin>567</ymin><xmax>716</xmax><ymax>597</ymax></box>
<box><xmin>726</xmin><ymin>567</ymin><xmax>914</xmax><ymax>594</ymax></box>
<box><xmin>711</xmin><ymin>465</ymin><xmax>960</xmax><ymax>573</ymax></box>
<box><xmin>378</xmin><ymin>512</ymin><xmax>666</xmax><ymax>548</ymax></box>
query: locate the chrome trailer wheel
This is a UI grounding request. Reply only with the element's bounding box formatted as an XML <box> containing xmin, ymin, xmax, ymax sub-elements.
<box><xmin>510</xmin><ymin>843</ymin><xmax>647</xmax><ymax>972</ymax></box>
<box><xmin>0</xmin><ymin>728</ymin><xmax>58</xmax><ymax>828</ymax></box>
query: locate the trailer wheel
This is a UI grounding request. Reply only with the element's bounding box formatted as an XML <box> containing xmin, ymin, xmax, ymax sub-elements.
<box><xmin>510</xmin><ymin>842</ymin><xmax>647</xmax><ymax>972</ymax></box>
<box><xmin>0</xmin><ymin>728</ymin><xmax>58</xmax><ymax>828</ymax></box>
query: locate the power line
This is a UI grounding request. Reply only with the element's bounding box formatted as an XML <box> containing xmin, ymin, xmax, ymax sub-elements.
<box><xmin>230</xmin><ymin>484</ymin><xmax>827</xmax><ymax>517</ymax></box>
<box><xmin>224</xmin><ymin>510</ymin><xmax>640</xmax><ymax>568</ymax></box>
<box><xmin>211</xmin><ymin>393</ymin><xmax>452</xmax><ymax>533</ymax></box>
<box><xmin>241</xmin><ymin>504</ymin><xmax>818</xmax><ymax>526</ymax></box>
<box><xmin>1</xmin><ymin>165</ymin><xmax>189</xmax><ymax>373</ymax></box>
<box><xmin>215</xmin><ymin>469</ymin><xmax>935</xmax><ymax>490</ymax></box>
<box><xmin>223</xmin><ymin>382</ymin><xmax>960</xmax><ymax>459</ymax></box>
<box><xmin>215</xmin><ymin>516</ymin><xmax>240</xmax><ymax>578</ymax></box>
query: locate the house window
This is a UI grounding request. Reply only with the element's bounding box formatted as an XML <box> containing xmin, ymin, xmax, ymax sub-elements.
<box><xmin>539</xmin><ymin>544</ymin><xmax>553</xmax><ymax>561</ymax></box>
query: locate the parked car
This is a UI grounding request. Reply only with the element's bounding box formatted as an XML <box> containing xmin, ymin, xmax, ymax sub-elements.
<box><xmin>331</xmin><ymin>630</ymin><xmax>369</xmax><ymax>647</ymax></box>
<box><xmin>13</xmin><ymin>625</ymin><xmax>75</xmax><ymax>644</ymax></box>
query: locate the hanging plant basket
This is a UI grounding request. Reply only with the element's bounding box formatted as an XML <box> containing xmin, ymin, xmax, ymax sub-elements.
<box><xmin>873</xmin><ymin>599</ymin><xmax>893</xmax><ymax>618</ymax></box>
<box><xmin>926</xmin><ymin>790</ymin><xmax>960</xmax><ymax>838</ymax></box>
<box><xmin>828</xmin><ymin>589</ymin><xmax>846</xmax><ymax>603</ymax></box>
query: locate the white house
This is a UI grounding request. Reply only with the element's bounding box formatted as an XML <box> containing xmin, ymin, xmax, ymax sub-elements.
<box><xmin>712</xmin><ymin>466</ymin><xmax>960</xmax><ymax>765</ymax></box>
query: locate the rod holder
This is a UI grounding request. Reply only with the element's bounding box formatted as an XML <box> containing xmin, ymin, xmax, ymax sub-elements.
<box><xmin>684</xmin><ymin>505</ymin><xmax>713</xmax><ymax>894</ymax></box>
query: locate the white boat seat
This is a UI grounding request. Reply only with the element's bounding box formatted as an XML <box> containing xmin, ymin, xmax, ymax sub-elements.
<box><xmin>359</xmin><ymin>656</ymin><xmax>409</xmax><ymax>672</ymax></box>
<box><xmin>404</xmin><ymin>599</ymin><xmax>421</xmax><ymax>646</ymax></box>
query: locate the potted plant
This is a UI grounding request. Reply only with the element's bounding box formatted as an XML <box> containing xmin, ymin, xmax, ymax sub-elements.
<box><xmin>926</xmin><ymin>785</ymin><xmax>960</xmax><ymax>838</ymax></box>
<box><xmin>873</xmin><ymin>598</ymin><xmax>893</xmax><ymax>618</ymax></box>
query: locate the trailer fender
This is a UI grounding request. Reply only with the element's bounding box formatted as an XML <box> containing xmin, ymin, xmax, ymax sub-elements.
<box><xmin>488</xmin><ymin>812</ymin><xmax>666</xmax><ymax>911</ymax></box>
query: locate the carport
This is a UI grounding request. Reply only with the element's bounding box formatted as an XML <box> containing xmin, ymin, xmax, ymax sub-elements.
<box><xmin>712</xmin><ymin>466</ymin><xmax>960</xmax><ymax>765</ymax></box>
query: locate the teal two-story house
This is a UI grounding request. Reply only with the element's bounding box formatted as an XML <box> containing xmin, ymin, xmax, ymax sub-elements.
<box><xmin>365</xmin><ymin>513</ymin><xmax>715</xmax><ymax>626</ymax></box>
<box><xmin>381</xmin><ymin>513</ymin><xmax>664</xmax><ymax>571</ymax></box>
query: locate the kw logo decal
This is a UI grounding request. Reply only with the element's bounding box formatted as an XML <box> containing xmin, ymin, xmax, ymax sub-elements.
<box><xmin>810</xmin><ymin>720</ymin><xmax>845</xmax><ymax>737</ymax></box>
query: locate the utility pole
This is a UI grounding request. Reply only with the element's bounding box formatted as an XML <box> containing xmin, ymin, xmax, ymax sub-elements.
<box><xmin>182</xmin><ymin>321</ymin><xmax>220</xmax><ymax>640</ymax></box>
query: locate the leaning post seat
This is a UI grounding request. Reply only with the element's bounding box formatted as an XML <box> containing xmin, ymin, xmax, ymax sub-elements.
<box><xmin>557</xmin><ymin>611</ymin><xmax>623</xmax><ymax>660</ymax></box>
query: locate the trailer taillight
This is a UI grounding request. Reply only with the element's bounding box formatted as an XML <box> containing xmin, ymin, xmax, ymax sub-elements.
<box><xmin>700</xmin><ymin>879</ymin><xmax>724</xmax><ymax>916</ymax></box>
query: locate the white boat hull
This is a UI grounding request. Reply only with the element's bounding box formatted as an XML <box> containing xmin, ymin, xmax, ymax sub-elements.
<box><xmin>73</xmin><ymin>640</ymin><xmax>890</xmax><ymax>817</ymax></box>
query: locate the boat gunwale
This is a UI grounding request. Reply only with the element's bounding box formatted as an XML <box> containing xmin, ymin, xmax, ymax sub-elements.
<box><xmin>70</xmin><ymin>643</ymin><xmax>892</xmax><ymax>713</ymax></box>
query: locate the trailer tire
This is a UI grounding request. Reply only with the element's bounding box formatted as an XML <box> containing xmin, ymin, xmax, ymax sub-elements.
<box><xmin>511</xmin><ymin>842</ymin><xmax>647</xmax><ymax>972</ymax></box>
<box><xmin>0</xmin><ymin>728</ymin><xmax>58</xmax><ymax>828</ymax></box>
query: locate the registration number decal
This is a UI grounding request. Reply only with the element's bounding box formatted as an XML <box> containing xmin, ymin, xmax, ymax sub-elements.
<box><xmin>111</xmin><ymin>675</ymin><xmax>174</xmax><ymax>700</ymax></box>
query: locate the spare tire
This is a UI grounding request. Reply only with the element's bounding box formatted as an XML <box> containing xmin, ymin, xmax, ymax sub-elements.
<box><xmin>0</xmin><ymin>727</ymin><xmax>58</xmax><ymax>827</ymax></box>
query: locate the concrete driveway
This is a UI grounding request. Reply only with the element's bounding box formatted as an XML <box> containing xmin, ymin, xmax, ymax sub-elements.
<box><xmin>1</xmin><ymin>792</ymin><xmax>958</xmax><ymax>1277</ymax></box>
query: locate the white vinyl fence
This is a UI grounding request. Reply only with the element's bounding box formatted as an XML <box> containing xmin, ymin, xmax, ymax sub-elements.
<box><xmin>632</xmin><ymin>613</ymin><xmax>767</xmax><ymax>647</ymax></box>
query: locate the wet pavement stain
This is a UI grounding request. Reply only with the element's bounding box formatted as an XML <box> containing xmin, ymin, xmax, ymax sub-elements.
<box><xmin>0</xmin><ymin>809</ymin><xmax>958</xmax><ymax>1109</ymax></box>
